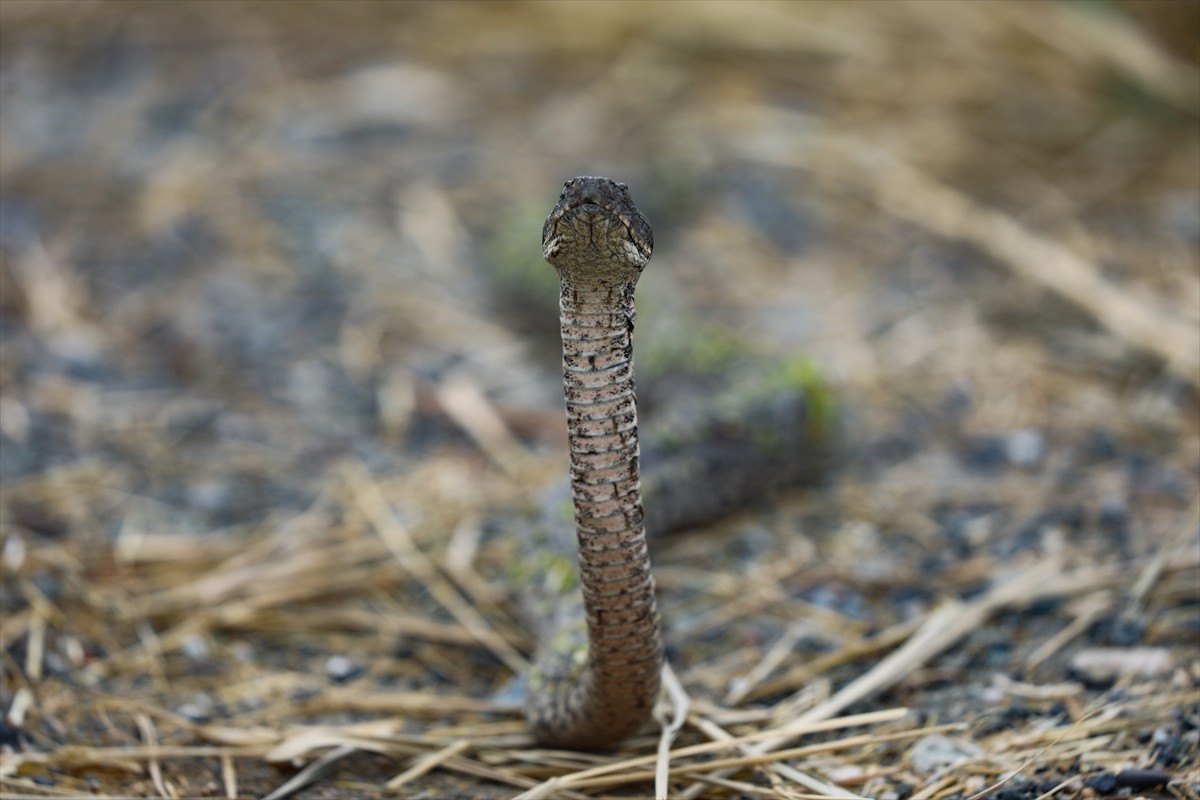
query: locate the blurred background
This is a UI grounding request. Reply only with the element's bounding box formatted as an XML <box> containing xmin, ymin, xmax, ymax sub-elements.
<box><xmin>2</xmin><ymin>0</ymin><xmax>1196</xmax><ymax>531</ymax></box>
<box><xmin>1</xmin><ymin>1</ymin><xmax>1197</xmax><ymax>797</ymax></box>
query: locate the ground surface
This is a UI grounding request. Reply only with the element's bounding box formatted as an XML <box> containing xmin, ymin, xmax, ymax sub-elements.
<box><xmin>0</xmin><ymin>2</ymin><xmax>1198</xmax><ymax>799</ymax></box>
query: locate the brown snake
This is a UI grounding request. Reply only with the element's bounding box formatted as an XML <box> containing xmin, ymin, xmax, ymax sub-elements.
<box><xmin>524</xmin><ymin>177</ymin><xmax>663</xmax><ymax>750</ymax></box>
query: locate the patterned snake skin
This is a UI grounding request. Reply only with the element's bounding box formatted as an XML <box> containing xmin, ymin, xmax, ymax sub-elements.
<box><xmin>523</xmin><ymin>177</ymin><xmax>662</xmax><ymax>751</ymax></box>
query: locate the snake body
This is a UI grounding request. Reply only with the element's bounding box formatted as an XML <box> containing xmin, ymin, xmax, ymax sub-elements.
<box><xmin>524</xmin><ymin>177</ymin><xmax>662</xmax><ymax>751</ymax></box>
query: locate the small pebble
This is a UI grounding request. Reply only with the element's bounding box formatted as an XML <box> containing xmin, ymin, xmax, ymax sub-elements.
<box><xmin>942</xmin><ymin>383</ymin><xmax>973</xmax><ymax>421</ymax></box>
<box><xmin>1083</xmin><ymin>427</ymin><xmax>1118</xmax><ymax>460</ymax></box>
<box><xmin>176</xmin><ymin>693</ymin><xmax>215</xmax><ymax>723</ymax></box>
<box><xmin>188</xmin><ymin>480</ymin><xmax>232</xmax><ymax>513</ymax></box>
<box><xmin>43</xmin><ymin>651</ymin><xmax>68</xmax><ymax>676</ymax></box>
<box><xmin>1097</xmin><ymin>499</ymin><xmax>1129</xmax><ymax>532</ymax></box>
<box><xmin>961</xmin><ymin>774</ymin><xmax>985</xmax><ymax>792</ymax></box>
<box><xmin>180</xmin><ymin>634</ymin><xmax>211</xmax><ymax>663</ymax></box>
<box><xmin>909</xmin><ymin>733</ymin><xmax>984</xmax><ymax>774</ymax></box>
<box><xmin>1115</xmin><ymin>768</ymin><xmax>1171</xmax><ymax>790</ymax></box>
<box><xmin>825</xmin><ymin>765</ymin><xmax>865</xmax><ymax>784</ymax></box>
<box><xmin>1070</xmin><ymin>647</ymin><xmax>1173</xmax><ymax>685</ymax></box>
<box><xmin>2</xmin><ymin>535</ymin><xmax>26</xmax><ymax>570</ymax></box>
<box><xmin>1109</xmin><ymin>614</ymin><xmax>1146</xmax><ymax>647</ymax></box>
<box><xmin>1005</xmin><ymin>428</ymin><xmax>1045</xmax><ymax>467</ymax></box>
<box><xmin>62</xmin><ymin>636</ymin><xmax>85</xmax><ymax>668</ymax></box>
<box><xmin>961</xmin><ymin>436</ymin><xmax>1007</xmax><ymax>473</ymax></box>
<box><xmin>1162</xmin><ymin>190</ymin><xmax>1200</xmax><ymax>242</ymax></box>
<box><xmin>31</xmin><ymin>572</ymin><xmax>63</xmax><ymax>602</ymax></box>
<box><xmin>0</xmin><ymin>719</ymin><xmax>24</xmax><ymax>749</ymax></box>
<box><xmin>325</xmin><ymin>654</ymin><xmax>364</xmax><ymax>683</ymax></box>
<box><xmin>230</xmin><ymin>641</ymin><xmax>255</xmax><ymax>662</ymax></box>
<box><xmin>1151</xmin><ymin>726</ymin><xmax>1190</xmax><ymax>767</ymax></box>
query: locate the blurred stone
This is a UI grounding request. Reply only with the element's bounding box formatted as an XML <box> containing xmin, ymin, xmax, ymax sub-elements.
<box><xmin>2</xmin><ymin>534</ymin><xmax>26</xmax><ymax>571</ymax></box>
<box><xmin>961</xmin><ymin>436</ymin><xmax>1008</xmax><ymax>473</ymax></box>
<box><xmin>176</xmin><ymin>693</ymin><xmax>215</xmax><ymax>723</ymax></box>
<box><xmin>1005</xmin><ymin>428</ymin><xmax>1045</xmax><ymax>467</ymax></box>
<box><xmin>180</xmin><ymin>634</ymin><xmax>211</xmax><ymax>664</ymax></box>
<box><xmin>1070</xmin><ymin>647</ymin><xmax>1173</xmax><ymax>685</ymax></box>
<box><xmin>325</xmin><ymin>654</ymin><xmax>365</xmax><ymax>684</ymax></box>
<box><xmin>1162</xmin><ymin>190</ymin><xmax>1200</xmax><ymax>243</ymax></box>
<box><xmin>909</xmin><ymin>734</ymin><xmax>984</xmax><ymax>774</ymax></box>
<box><xmin>1115</xmin><ymin>768</ymin><xmax>1171</xmax><ymax>791</ymax></box>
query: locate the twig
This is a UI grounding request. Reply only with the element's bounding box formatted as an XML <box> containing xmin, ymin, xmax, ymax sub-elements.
<box><xmin>1128</xmin><ymin>500</ymin><xmax>1199</xmax><ymax>613</ymax></box>
<box><xmin>435</xmin><ymin>373</ymin><xmax>535</xmax><ymax>479</ymax></box>
<box><xmin>1024</xmin><ymin>592</ymin><xmax>1112</xmax><ymax>675</ymax></box>
<box><xmin>260</xmin><ymin>744</ymin><xmax>357</xmax><ymax>800</ymax></box>
<box><xmin>677</xmin><ymin>715</ymin><xmax>860</xmax><ymax>800</ymax></box>
<box><xmin>134</xmin><ymin>714</ymin><xmax>169</xmax><ymax>799</ymax></box>
<box><xmin>725</xmin><ymin>621</ymin><xmax>809</xmax><ymax>706</ymax></box>
<box><xmin>655</xmin><ymin>661</ymin><xmax>690</xmax><ymax>800</ymax></box>
<box><xmin>220</xmin><ymin>753</ymin><xmax>237</xmax><ymax>800</ymax></box>
<box><xmin>547</xmin><ymin>725</ymin><xmax>959</xmax><ymax>792</ymax></box>
<box><xmin>385</xmin><ymin>739</ymin><xmax>472</xmax><ymax>790</ymax></box>
<box><xmin>514</xmin><ymin>708</ymin><xmax>909</xmax><ymax>797</ymax></box>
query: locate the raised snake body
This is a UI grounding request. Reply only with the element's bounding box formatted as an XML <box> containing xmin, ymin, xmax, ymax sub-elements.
<box><xmin>524</xmin><ymin>177</ymin><xmax>663</xmax><ymax>750</ymax></box>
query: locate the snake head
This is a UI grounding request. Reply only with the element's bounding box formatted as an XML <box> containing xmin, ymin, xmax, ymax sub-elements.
<box><xmin>543</xmin><ymin>176</ymin><xmax>653</xmax><ymax>285</ymax></box>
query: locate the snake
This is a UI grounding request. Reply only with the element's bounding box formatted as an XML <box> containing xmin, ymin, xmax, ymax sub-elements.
<box><xmin>521</xmin><ymin>177</ymin><xmax>833</xmax><ymax>750</ymax></box>
<box><xmin>523</xmin><ymin>177</ymin><xmax>663</xmax><ymax>751</ymax></box>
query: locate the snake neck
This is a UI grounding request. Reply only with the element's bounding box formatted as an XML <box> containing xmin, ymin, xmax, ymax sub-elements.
<box><xmin>524</xmin><ymin>281</ymin><xmax>662</xmax><ymax>751</ymax></box>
